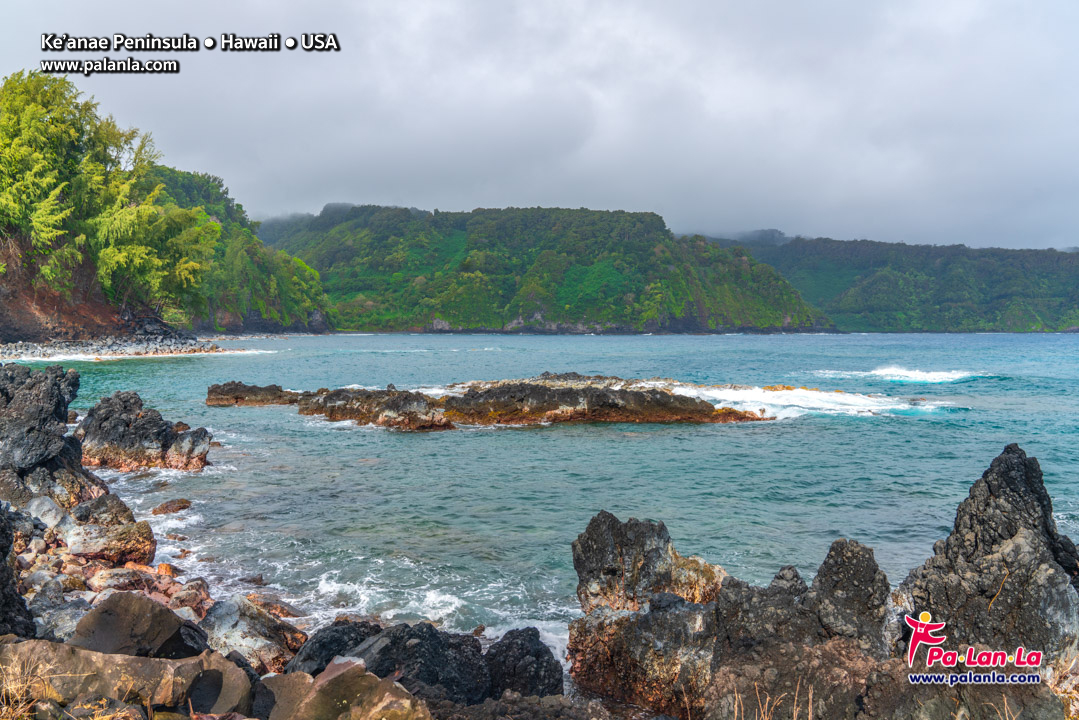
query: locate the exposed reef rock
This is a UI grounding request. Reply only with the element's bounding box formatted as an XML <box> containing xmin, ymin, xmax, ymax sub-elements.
<box><xmin>75</xmin><ymin>390</ymin><xmax>212</xmax><ymax>470</ymax></box>
<box><xmin>207</xmin><ymin>372</ymin><xmax>769</xmax><ymax>430</ymax></box>
<box><xmin>568</xmin><ymin>445</ymin><xmax>1074</xmax><ymax>720</ymax></box>
<box><xmin>206</xmin><ymin>380</ymin><xmax>303</xmax><ymax>406</ymax></box>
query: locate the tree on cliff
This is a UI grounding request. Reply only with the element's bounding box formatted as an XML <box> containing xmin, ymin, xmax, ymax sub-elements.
<box><xmin>0</xmin><ymin>70</ymin><xmax>330</xmax><ymax>330</ymax></box>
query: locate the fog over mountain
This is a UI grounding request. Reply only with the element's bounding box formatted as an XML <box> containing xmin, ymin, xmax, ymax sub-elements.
<box><xmin>4</xmin><ymin>0</ymin><xmax>1078</xmax><ymax>248</ymax></box>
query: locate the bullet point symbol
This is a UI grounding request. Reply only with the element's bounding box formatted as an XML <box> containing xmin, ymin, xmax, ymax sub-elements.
<box><xmin>286</xmin><ymin>37</ymin><xmax>297</xmax><ymax>49</ymax></box>
<box><xmin>205</xmin><ymin>37</ymin><xmax>215</xmax><ymax>49</ymax></box>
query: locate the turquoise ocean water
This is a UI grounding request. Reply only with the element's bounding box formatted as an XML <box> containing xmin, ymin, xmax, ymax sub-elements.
<box><xmin>18</xmin><ymin>333</ymin><xmax>1079</xmax><ymax>659</ymax></box>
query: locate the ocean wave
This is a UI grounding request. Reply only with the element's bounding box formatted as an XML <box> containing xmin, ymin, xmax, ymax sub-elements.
<box><xmin>0</xmin><ymin>348</ymin><xmax>277</xmax><ymax>363</ymax></box>
<box><xmin>815</xmin><ymin>366</ymin><xmax>988</xmax><ymax>383</ymax></box>
<box><xmin>668</xmin><ymin>383</ymin><xmax>943</xmax><ymax>419</ymax></box>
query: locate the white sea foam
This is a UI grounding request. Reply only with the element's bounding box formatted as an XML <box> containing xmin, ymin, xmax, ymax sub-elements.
<box><xmin>815</xmin><ymin>366</ymin><xmax>986</xmax><ymax>383</ymax></box>
<box><xmin>384</xmin><ymin>589</ymin><xmax>466</xmax><ymax>622</ymax></box>
<box><xmin>669</xmin><ymin>383</ymin><xmax>941</xmax><ymax>419</ymax></box>
<box><xmin>0</xmin><ymin>348</ymin><xmax>277</xmax><ymax>363</ymax></box>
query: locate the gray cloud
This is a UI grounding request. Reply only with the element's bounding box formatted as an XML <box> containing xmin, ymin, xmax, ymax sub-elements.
<box><xmin>4</xmin><ymin>0</ymin><xmax>1077</xmax><ymax>247</ymax></box>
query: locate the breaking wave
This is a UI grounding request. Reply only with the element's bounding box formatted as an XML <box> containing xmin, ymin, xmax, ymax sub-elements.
<box><xmin>814</xmin><ymin>366</ymin><xmax>989</xmax><ymax>383</ymax></box>
<box><xmin>665</xmin><ymin>382</ymin><xmax>945</xmax><ymax>420</ymax></box>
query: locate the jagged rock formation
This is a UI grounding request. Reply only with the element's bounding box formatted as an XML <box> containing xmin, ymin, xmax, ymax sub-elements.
<box><xmin>206</xmin><ymin>381</ymin><xmax>302</xmax><ymax>406</ymax></box>
<box><xmin>284</xmin><ymin>618</ymin><xmax>567</xmax><ymax>707</ymax></box>
<box><xmin>896</xmin><ymin>443</ymin><xmax>1079</xmax><ymax>674</ymax></box>
<box><xmin>568</xmin><ymin>445</ymin><xmax>1075</xmax><ymax>720</ymax></box>
<box><xmin>484</xmin><ymin>627</ymin><xmax>565</xmax><ymax>699</ymax></box>
<box><xmin>207</xmin><ymin>372</ymin><xmax>768</xmax><ymax>430</ymax></box>
<box><xmin>0</xmin><ymin>364</ymin><xmax>107</xmax><ymax>508</ymax></box>
<box><xmin>285</xmin><ymin>618</ymin><xmax>385</xmax><ymax>676</ymax></box>
<box><xmin>572</xmin><ymin>509</ymin><xmax>727</xmax><ymax>614</ymax></box>
<box><xmin>75</xmin><ymin>390</ymin><xmax>212</xmax><ymax>470</ymax></box>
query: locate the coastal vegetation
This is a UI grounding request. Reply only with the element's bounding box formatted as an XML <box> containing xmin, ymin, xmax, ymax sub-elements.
<box><xmin>260</xmin><ymin>204</ymin><xmax>826</xmax><ymax>332</ymax></box>
<box><xmin>0</xmin><ymin>71</ymin><xmax>330</xmax><ymax>335</ymax></box>
<box><xmin>741</xmin><ymin>236</ymin><xmax>1079</xmax><ymax>332</ymax></box>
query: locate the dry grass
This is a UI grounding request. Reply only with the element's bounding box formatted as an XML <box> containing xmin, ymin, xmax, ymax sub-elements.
<box><xmin>0</xmin><ymin>657</ymin><xmax>48</xmax><ymax>720</ymax></box>
<box><xmin>986</xmin><ymin>694</ymin><xmax>1023</xmax><ymax>720</ymax></box>
<box><xmin>1049</xmin><ymin>655</ymin><xmax>1079</xmax><ymax>720</ymax></box>
<box><xmin>0</xmin><ymin>659</ymin><xmax>142</xmax><ymax>720</ymax></box>
<box><xmin>729</xmin><ymin>680</ymin><xmax>815</xmax><ymax>720</ymax></box>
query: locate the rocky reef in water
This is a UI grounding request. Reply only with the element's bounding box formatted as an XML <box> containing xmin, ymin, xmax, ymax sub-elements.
<box><xmin>568</xmin><ymin>444</ymin><xmax>1079</xmax><ymax>719</ymax></box>
<box><xmin>0</xmin><ymin>362</ymin><xmax>581</xmax><ymax>720</ymax></box>
<box><xmin>206</xmin><ymin>372</ymin><xmax>770</xmax><ymax>430</ymax></box>
<box><xmin>74</xmin><ymin>391</ymin><xmax>213</xmax><ymax>471</ymax></box>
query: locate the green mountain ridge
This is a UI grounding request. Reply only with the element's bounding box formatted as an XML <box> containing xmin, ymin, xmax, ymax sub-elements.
<box><xmin>743</xmin><ymin>237</ymin><xmax>1079</xmax><ymax>332</ymax></box>
<box><xmin>260</xmin><ymin>204</ymin><xmax>828</xmax><ymax>333</ymax></box>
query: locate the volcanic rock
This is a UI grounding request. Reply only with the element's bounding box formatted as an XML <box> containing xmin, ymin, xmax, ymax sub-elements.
<box><xmin>206</xmin><ymin>381</ymin><xmax>300</xmax><ymax>406</ymax></box>
<box><xmin>441</xmin><ymin>372</ymin><xmax>763</xmax><ymax>426</ymax></box>
<box><xmin>64</xmin><ymin>520</ymin><xmax>156</xmax><ymax>565</ymax></box>
<box><xmin>571</xmin><ymin>509</ymin><xmax>726</xmax><ymax>614</ymax></box>
<box><xmin>152</xmin><ymin>498</ymin><xmax>192</xmax><ymax>515</ymax></box>
<box><xmin>0</xmin><ymin>640</ymin><xmax>252</xmax><ymax>714</ymax></box>
<box><xmin>351</xmin><ymin>622</ymin><xmax>490</xmax><ymax>705</ymax></box>
<box><xmin>75</xmin><ymin>391</ymin><xmax>211</xmax><ymax>471</ymax></box>
<box><xmin>0</xmin><ymin>364</ymin><xmax>107</xmax><ymax>508</ymax></box>
<box><xmin>896</xmin><ymin>443</ymin><xmax>1079</xmax><ymax>674</ymax></box>
<box><xmin>0</xmin><ymin>507</ymin><xmax>35</xmax><ymax>636</ymax></box>
<box><xmin>260</xmin><ymin>657</ymin><xmax>431</xmax><ymax>720</ymax></box>
<box><xmin>284</xmin><ymin>618</ymin><xmax>385</xmax><ymax>676</ymax></box>
<box><xmin>71</xmin><ymin>493</ymin><xmax>137</xmax><ymax>526</ymax></box>
<box><xmin>28</xmin><ymin>577</ymin><xmax>91</xmax><ymax>641</ymax></box>
<box><xmin>484</xmin><ymin>628</ymin><xmax>564</xmax><ymax>699</ymax></box>
<box><xmin>207</xmin><ymin>372</ymin><xmax>769</xmax><ymax>430</ymax></box>
<box><xmin>68</xmin><ymin>591</ymin><xmax>211</xmax><ymax>659</ymax></box>
<box><xmin>199</xmin><ymin>593</ymin><xmax>308</xmax><ymax>674</ymax></box>
<box><xmin>298</xmin><ymin>387</ymin><xmax>454</xmax><ymax>430</ymax></box>
<box><xmin>567</xmin><ymin>446</ymin><xmax>1078</xmax><ymax>719</ymax></box>
<box><xmin>568</xmin><ymin>513</ymin><xmax>894</xmax><ymax>718</ymax></box>
<box><xmin>246</xmin><ymin>591</ymin><xmax>305</xmax><ymax>619</ymax></box>
<box><xmin>426</xmin><ymin>692</ymin><xmax>613</xmax><ymax>720</ymax></box>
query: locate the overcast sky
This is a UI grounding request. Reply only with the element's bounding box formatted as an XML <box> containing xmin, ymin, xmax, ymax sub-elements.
<box><xmin>4</xmin><ymin>1</ymin><xmax>1078</xmax><ymax>247</ymax></box>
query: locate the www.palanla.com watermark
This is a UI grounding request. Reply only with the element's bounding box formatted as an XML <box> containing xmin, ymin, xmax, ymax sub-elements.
<box><xmin>905</xmin><ymin>611</ymin><xmax>1043</xmax><ymax>686</ymax></box>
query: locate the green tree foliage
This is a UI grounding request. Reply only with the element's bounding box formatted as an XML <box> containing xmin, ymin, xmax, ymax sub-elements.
<box><xmin>260</xmin><ymin>205</ymin><xmax>825</xmax><ymax>331</ymax></box>
<box><xmin>142</xmin><ymin>166</ymin><xmax>331</xmax><ymax>328</ymax></box>
<box><xmin>0</xmin><ymin>71</ymin><xmax>330</xmax><ymax>330</ymax></box>
<box><xmin>746</xmin><ymin>238</ymin><xmax>1079</xmax><ymax>332</ymax></box>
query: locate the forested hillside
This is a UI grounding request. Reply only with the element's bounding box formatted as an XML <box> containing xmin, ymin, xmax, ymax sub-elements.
<box><xmin>260</xmin><ymin>204</ymin><xmax>827</xmax><ymax>332</ymax></box>
<box><xmin>0</xmin><ymin>71</ymin><xmax>330</xmax><ymax>340</ymax></box>
<box><xmin>745</xmin><ymin>237</ymin><xmax>1079</xmax><ymax>332</ymax></box>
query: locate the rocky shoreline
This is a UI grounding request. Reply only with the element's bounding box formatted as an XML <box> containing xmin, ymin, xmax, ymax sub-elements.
<box><xmin>0</xmin><ymin>335</ymin><xmax>223</xmax><ymax>361</ymax></box>
<box><xmin>206</xmin><ymin>372</ymin><xmax>771</xmax><ymax>430</ymax></box>
<box><xmin>4</xmin><ymin>360</ymin><xmax>1079</xmax><ymax>719</ymax></box>
<box><xmin>567</xmin><ymin>444</ymin><xmax>1079</xmax><ymax>719</ymax></box>
<box><xmin>0</xmin><ymin>363</ymin><xmax>595</xmax><ymax>720</ymax></box>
